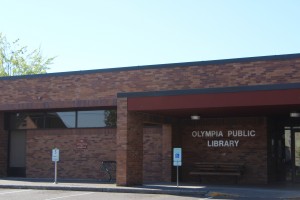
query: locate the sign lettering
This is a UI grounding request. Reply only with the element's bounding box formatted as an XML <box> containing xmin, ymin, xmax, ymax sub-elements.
<box><xmin>192</xmin><ymin>130</ymin><xmax>256</xmax><ymax>147</ymax></box>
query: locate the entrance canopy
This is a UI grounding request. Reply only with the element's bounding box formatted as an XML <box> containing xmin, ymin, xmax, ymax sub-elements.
<box><xmin>118</xmin><ymin>83</ymin><xmax>300</xmax><ymax>118</ymax></box>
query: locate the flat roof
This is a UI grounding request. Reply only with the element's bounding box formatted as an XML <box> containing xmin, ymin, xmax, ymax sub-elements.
<box><xmin>1</xmin><ymin>52</ymin><xmax>300</xmax><ymax>81</ymax></box>
<box><xmin>118</xmin><ymin>82</ymin><xmax>300</xmax><ymax>98</ymax></box>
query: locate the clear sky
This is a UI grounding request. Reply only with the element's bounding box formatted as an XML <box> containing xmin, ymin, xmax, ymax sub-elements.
<box><xmin>1</xmin><ymin>0</ymin><xmax>300</xmax><ymax>73</ymax></box>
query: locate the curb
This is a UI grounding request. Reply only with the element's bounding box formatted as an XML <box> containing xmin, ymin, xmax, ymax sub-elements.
<box><xmin>0</xmin><ymin>185</ymin><xmax>207</xmax><ymax>196</ymax></box>
<box><xmin>206</xmin><ymin>191</ymin><xmax>240</xmax><ymax>198</ymax></box>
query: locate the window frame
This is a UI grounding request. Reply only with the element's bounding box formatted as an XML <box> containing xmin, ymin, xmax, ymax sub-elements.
<box><xmin>7</xmin><ymin>109</ymin><xmax>117</xmax><ymax>130</ymax></box>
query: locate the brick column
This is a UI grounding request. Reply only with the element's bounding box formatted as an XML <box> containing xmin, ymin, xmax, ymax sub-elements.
<box><xmin>117</xmin><ymin>98</ymin><xmax>144</xmax><ymax>186</ymax></box>
<box><xmin>162</xmin><ymin>124</ymin><xmax>172</xmax><ymax>182</ymax></box>
<box><xmin>0</xmin><ymin>113</ymin><xmax>8</xmax><ymax>177</ymax></box>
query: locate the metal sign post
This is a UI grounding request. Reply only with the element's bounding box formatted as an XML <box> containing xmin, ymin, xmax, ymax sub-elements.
<box><xmin>54</xmin><ymin>160</ymin><xmax>58</xmax><ymax>184</ymax></box>
<box><xmin>173</xmin><ymin>148</ymin><xmax>182</xmax><ymax>188</ymax></box>
<box><xmin>52</xmin><ymin>148</ymin><xmax>60</xmax><ymax>184</ymax></box>
<box><xmin>176</xmin><ymin>164</ymin><xmax>179</xmax><ymax>187</ymax></box>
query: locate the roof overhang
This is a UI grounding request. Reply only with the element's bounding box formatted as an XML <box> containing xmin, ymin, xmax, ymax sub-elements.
<box><xmin>118</xmin><ymin>83</ymin><xmax>300</xmax><ymax>118</ymax></box>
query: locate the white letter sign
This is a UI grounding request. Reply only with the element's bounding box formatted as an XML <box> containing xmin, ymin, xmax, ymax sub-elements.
<box><xmin>52</xmin><ymin>148</ymin><xmax>60</xmax><ymax>162</ymax></box>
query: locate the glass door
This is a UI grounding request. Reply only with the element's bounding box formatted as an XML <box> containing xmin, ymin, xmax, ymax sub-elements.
<box><xmin>8</xmin><ymin>130</ymin><xmax>26</xmax><ymax>177</ymax></box>
<box><xmin>284</xmin><ymin>128</ymin><xmax>292</xmax><ymax>181</ymax></box>
<box><xmin>283</xmin><ymin>127</ymin><xmax>300</xmax><ymax>182</ymax></box>
<box><xmin>294</xmin><ymin>130</ymin><xmax>300</xmax><ymax>182</ymax></box>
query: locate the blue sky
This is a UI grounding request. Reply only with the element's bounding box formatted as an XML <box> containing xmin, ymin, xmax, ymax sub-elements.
<box><xmin>1</xmin><ymin>0</ymin><xmax>300</xmax><ymax>73</ymax></box>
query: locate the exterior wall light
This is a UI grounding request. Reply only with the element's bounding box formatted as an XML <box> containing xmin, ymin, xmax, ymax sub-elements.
<box><xmin>191</xmin><ymin>115</ymin><xmax>200</xmax><ymax>120</ymax></box>
<box><xmin>290</xmin><ymin>112</ymin><xmax>300</xmax><ymax>118</ymax></box>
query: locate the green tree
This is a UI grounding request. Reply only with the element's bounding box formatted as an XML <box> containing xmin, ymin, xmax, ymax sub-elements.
<box><xmin>0</xmin><ymin>33</ymin><xmax>55</xmax><ymax>76</ymax></box>
<box><xmin>104</xmin><ymin>110</ymin><xmax>117</xmax><ymax>127</ymax></box>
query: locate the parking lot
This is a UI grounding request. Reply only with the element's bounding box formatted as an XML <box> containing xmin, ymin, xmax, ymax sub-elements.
<box><xmin>0</xmin><ymin>188</ymin><xmax>207</xmax><ymax>200</ymax></box>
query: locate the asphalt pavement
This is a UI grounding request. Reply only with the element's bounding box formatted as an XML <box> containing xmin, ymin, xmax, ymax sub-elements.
<box><xmin>0</xmin><ymin>188</ymin><xmax>206</xmax><ymax>200</ymax></box>
<box><xmin>0</xmin><ymin>178</ymin><xmax>300</xmax><ymax>199</ymax></box>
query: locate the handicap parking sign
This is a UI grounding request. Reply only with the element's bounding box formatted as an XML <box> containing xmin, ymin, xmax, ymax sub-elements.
<box><xmin>173</xmin><ymin>148</ymin><xmax>182</xmax><ymax>166</ymax></box>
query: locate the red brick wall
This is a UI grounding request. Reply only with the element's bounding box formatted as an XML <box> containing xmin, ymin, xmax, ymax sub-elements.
<box><xmin>143</xmin><ymin>127</ymin><xmax>163</xmax><ymax>182</ymax></box>
<box><xmin>117</xmin><ymin>99</ymin><xmax>173</xmax><ymax>185</ymax></box>
<box><xmin>122</xmin><ymin>111</ymin><xmax>144</xmax><ymax>186</ymax></box>
<box><xmin>180</xmin><ymin>117</ymin><xmax>268</xmax><ymax>184</ymax></box>
<box><xmin>143</xmin><ymin>125</ymin><xmax>172</xmax><ymax>183</ymax></box>
<box><xmin>0</xmin><ymin>113</ymin><xmax>8</xmax><ymax>177</ymax></box>
<box><xmin>116</xmin><ymin>97</ymin><xmax>129</xmax><ymax>185</ymax></box>
<box><xmin>1</xmin><ymin>56</ymin><xmax>299</xmax><ymax>184</ymax></box>
<box><xmin>161</xmin><ymin>124</ymin><xmax>172</xmax><ymax>182</ymax></box>
<box><xmin>26</xmin><ymin>128</ymin><xmax>116</xmax><ymax>180</ymax></box>
<box><xmin>0</xmin><ymin>58</ymin><xmax>300</xmax><ymax>110</ymax></box>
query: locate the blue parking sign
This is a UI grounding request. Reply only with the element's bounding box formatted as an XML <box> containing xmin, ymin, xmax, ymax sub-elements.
<box><xmin>173</xmin><ymin>148</ymin><xmax>182</xmax><ymax>166</ymax></box>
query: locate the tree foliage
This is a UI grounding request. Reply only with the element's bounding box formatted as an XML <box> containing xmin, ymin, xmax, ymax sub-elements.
<box><xmin>0</xmin><ymin>33</ymin><xmax>55</xmax><ymax>76</ymax></box>
<box><xmin>104</xmin><ymin>110</ymin><xmax>117</xmax><ymax>127</ymax></box>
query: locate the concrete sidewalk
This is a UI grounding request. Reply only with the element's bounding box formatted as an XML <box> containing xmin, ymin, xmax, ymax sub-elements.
<box><xmin>0</xmin><ymin>178</ymin><xmax>300</xmax><ymax>199</ymax></box>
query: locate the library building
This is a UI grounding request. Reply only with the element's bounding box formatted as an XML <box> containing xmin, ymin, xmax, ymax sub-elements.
<box><xmin>1</xmin><ymin>53</ymin><xmax>300</xmax><ymax>186</ymax></box>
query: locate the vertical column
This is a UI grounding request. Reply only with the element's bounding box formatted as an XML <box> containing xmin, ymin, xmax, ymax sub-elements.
<box><xmin>0</xmin><ymin>113</ymin><xmax>8</xmax><ymax>177</ymax></box>
<box><xmin>126</xmin><ymin>111</ymin><xmax>143</xmax><ymax>185</ymax></box>
<box><xmin>117</xmin><ymin>98</ymin><xmax>144</xmax><ymax>186</ymax></box>
<box><xmin>116</xmin><ymin>98</ymin><xmax>128</xmax><ymax>185</ymax></box>
<box><xmin>162</xmin><ymin>124</ymin><xmax>172</xmax><ymax>182</ymax></box>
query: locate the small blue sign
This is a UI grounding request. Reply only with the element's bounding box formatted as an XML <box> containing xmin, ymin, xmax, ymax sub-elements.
<box><xmin>173</xmin><ymin>148</ymin><xmax>182</xmax><ymax>166</ymax></box>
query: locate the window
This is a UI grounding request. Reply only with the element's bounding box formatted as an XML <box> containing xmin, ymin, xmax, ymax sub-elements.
<box><xmin>45</xmin><ymin>112</ymin><xmax>76</xmax><ymax>128</ymax></box>
<box><xmin>78</xmin><ymin>110</ymin><xmax>104</xmax><ymax>128</ymax></box>
<box><xmin>77</xmin><ymin>110</ymin><xmax>116</xmax><ymax>128</ymax></box>
<box><xmin>8</xmin><ymin>109</ymin><xmax>116</xmax><ymax>130</ymax></box>
<box><xmin>104</xmin><ymin>110</ymin><xmax>117</xmax><ymax>127</ymax></box>
<box><xmin>10</xmin><ymin>113</ymin><xmax>44</xmax><ymax>129</ymax></box>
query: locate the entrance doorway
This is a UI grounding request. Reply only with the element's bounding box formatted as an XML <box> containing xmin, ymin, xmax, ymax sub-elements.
<box><xmin>283</xmin><ymin>127</ymin><xmax>300</xmax><ymax>182</ymax></box>
<box><xmin>8</xmin><ymin>130</ymin><xmax>26</xmax><ymax>177</ymax></box>
<box><xmin>293</xmin><ymin>129</ymin><xmax>300</xmax><ymax>182</ymax></box>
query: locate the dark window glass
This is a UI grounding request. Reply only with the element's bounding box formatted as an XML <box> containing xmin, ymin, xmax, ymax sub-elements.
<box><xmin>10</xmin><ymin>113</ymin><xmax>45</xmax><ymax>129</ymax></box>
<box><xmin>45</xmin><ymin>112</ymin><xmax>76</xmax><ymax>128</ymax></box>
<box><xmin>9</xmin><ymin>109</ymin><xmax>116</xmax><ymax>130</ymax></box>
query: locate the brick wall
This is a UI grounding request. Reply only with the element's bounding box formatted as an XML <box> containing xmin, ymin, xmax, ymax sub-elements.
<box><xmin>180</xmin><ymin>117</ymin><xmax>268</xmax><ymax>184</ymax></box>
<box><xmin>1</xmin><ymin>56</ymin><xmax>299</xmax><ymax>184</ymax></box>
<box><xmin>122</xmin><ymin>111</ymin><xmax>144</xmax><ymax>186</ymax></box>
<box><xmin>161</xmin><ymin>124</ymin><xmax>172</xmax><ymax>182</ymax></box>
<box><xmin>141</xmin><ymin>125</ymin><xmax>173</xmax><ymax>183</ymax></box>
<box><xmin>116</xmin><ymin>99</ymin><xmax>145</xmax><ymax>186</ymax></box>
<box><xmin>26</xmin><ymin>128</ymin><xmax>116</xmax><ymax>180</ymax></box>
<box><xmin>117</xmin><ymin>98</ymin><xmax>173</xmax><ymax>185</ymax></box>
<box><xmin>143</xmin><ymin>126</ymin><xmax>163</xmax><ymax>182</ymax></box>
<box><xmin>0</xmin><ymin>113</ymin><xmax>8</xmax><ymax>177</ymax></box>
<box><xmin>116</xmin><ymin>97</ymin><xmax>129</xmax><ymax>185</ymax></box>
<box><xmin>0</xmin><ymin>58</ymin><xmax>300</xmax><ymax>110</ymax></box>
